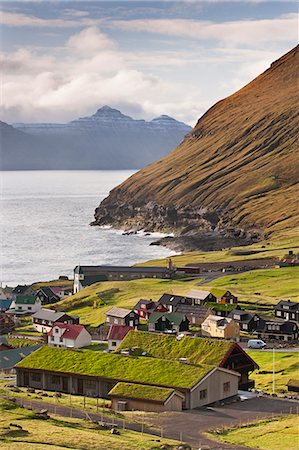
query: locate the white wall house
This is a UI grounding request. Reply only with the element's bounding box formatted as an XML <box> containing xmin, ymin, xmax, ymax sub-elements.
<box><xmin>48</xmin><ymin>323</ymin><xmax>91</xmax><ymax>348</ymax></box>
<box><xmin>15</xmin><ymin>296</ymin><xmax>41</xmax><ymax>315</ymax></box>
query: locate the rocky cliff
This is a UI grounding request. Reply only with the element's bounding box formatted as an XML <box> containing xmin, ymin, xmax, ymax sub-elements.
<box><xmin>92</xmin><ymin>46</ymin><xmax>299</xmax><ymax>250</ymax></box>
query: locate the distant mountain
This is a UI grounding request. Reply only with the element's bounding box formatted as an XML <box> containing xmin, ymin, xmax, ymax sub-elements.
<box><xmin>93</xmin><ymin>46</ymin><xmax>299</xmax><ymax>246</ymax></box>
<box><xmin>0</xmin><ymin>107</ymin><xmax>191</xmax><ymax>170</ymax></box>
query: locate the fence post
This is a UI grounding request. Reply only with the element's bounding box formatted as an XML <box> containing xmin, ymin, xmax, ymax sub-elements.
<box><xmin>96</xmin><ymin>397</ymin><xmax>99</xmax><ymax>413</ymax></box>
<box><xmin>180</xmin><ymin>431</ymin><xmax>182</xmax><ymax>442</ymax></box>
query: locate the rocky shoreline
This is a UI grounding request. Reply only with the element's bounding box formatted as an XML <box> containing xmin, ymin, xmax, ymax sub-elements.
<box><xmin>91</xmin><ymin>201</ymin><xmax>261</xmax><ymax>253</ymax></box>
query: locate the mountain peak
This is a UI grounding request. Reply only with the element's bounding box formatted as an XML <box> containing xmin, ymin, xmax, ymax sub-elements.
<box><xmin>92</xmin><ymin>105</ymin><xmax>132</xmax><ymax>120</ymax></box>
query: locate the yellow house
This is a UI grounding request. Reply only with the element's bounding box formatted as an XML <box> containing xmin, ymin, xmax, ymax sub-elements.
<box><xmin>201</xmin><ymin>315</ymin><xmax>240</xmax><ymax>340</ymax></box>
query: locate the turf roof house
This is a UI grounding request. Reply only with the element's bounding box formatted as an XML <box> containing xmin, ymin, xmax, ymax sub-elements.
<box><xmin>117</xmin><ymin>330</ymin><xmax>258</xmax><ymax>390</ymax></box>
<box><xmin>73</xmin><ymin>264</ymin><xmax>175</xmax><ymax>293</ymax></box>
<box><xmin>105</xmin><ymin>307</ymin><xmax>139</xmax><ymax>327</ymax></box>
<box><xmin>32</xmin><ymin>309</ymin><xmax>79</xmax><ymax>333</ymax></box>
<box><xmin>16</xmin><ymin>346</ymin><xmax>240</xmax><ymax>410</ymax></box>
<box><xmin>158</xmin><ymin>293</ymin><xmax>211</xmax><ymax>325</ymax></box>
<box><xmin>148</xmin><ymin>312</ymin><xmax>189</xmax><ymax>333</ymax></box>
<box><xmin>274</xmin><ymin>300</ymin><xmax>299</xmax><ymax>322</ymax></box>
<box><xmin>212</xmin><ymin>290</ymin><xmax>238</xmax><ymax>305</ymax></box>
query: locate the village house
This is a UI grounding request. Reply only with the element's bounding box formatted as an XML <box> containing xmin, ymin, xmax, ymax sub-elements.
<box><xmin>0</xmin><ymin>313</ymin><xmax>16</xmax><ymax>334</ymax></box>
<box><xmin>14</xmin><ymin>295</ymin><xmax>42</xmax><ymax>315</ymax></box>
<box><xmin>228</xmin><ymin>309</ymin><xmax>263</xmax><ymax>332</ymax></box>
<box><xmin>16</xmin><ymin>346</ymin><xmax>240</xmax><ymax>410</ymax></box>
<box><xmin>157</xmin><ymin>293</ymin><xmax>211</xmax><ymax>325</ymax></box>
<box><xmin>1</xmin><ymin>344</ymin><xmax>41</xmax><ymax>374</ymax></box>
<box><xmin>201</xmin><ymin>315</ymin><xmax>240</xmax><ymax>340</ymax></box>
<box><xmin>48</xmin><ymin>322</ymin><xmax>92</xmax><ymax>348</ymax></box>
<box><xmin>109</xmin><ymin>382</ymin><xmax>185</xmax><ymax>412</ymax></box>
<box><xmin>117</xmin><ymin>330</ymin><xmax>258</xmax><ymax>390</ymax></box>
<box><xmin>107</xmin><ymin>325</ymin><xmax>134</xmax><ymax>351</ymax></box>
<box><xmin>0</xmin><ymin>286</ymin><xmax>13</xmax><ymax>300</ymax></box>
<box><xmin>0</xmin><ymin>336</ymin><xmax>13</xmax><ymax>351</ymax></box>
<box><xmin>0</xmin><ymin>299</ymin><xmax>14</xmax><ymax>313</ymax></box>
<box><xmin>105</xmin><ymin>307</ymin><xmax>139</xmax><ymax>327</ymax></box>
<box><xmin>133</xmin><ymin>299</ymin><xmax>167</xmax><ymax>320</ymax></box>
<box><xmin>256</xmin><ymin>320</ymin><xmax>298</xmax><ymax>341</ymax></box>
<box><xmin>73</xmin><ymin>264</ymin><xmax>175</xmax><ymax>293</ymax></box>
<box><xmin>274</xmin><ymin>300</ymin><xmax>299</xmax><ymax>322</ymax></box>
<box><xmin>277</xmin><ymin>250</ymin><xmax>299</xmax><ymax>267</ymax></box>
<box><xmin>148</xmin><ymin>312</ymin><xmax>189</xmax><ymax>333</ymax></box>
<box><xmin>32</xmin><ymin>309</ymin><xmax>79</xmax><ymax>333</ymax></box>
<box><xmin>187</xmin><ymin>290</ymin><xmax>217</xmax><ymax>305</ymax></box>
<box><xmin>212</xmin><ymin>290</ymin><xmax>238</xmax><ymax>305</ymax></box>
<box><xmin>286</xmin><ymin>379</ymin><xmax>299</xmax><ymax>393</ymax></box>
<box><xmin>11</xmin><ymin>285</ymin><xmax>34</xmax><ymax>300</ymax></box>
<box><xmin>35</xmin><ymin>288</ymin><xmax>60</xmax><ymax>305</ymax></box>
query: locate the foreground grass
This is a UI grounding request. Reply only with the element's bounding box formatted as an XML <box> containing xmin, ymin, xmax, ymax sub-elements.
<box><xmin>205</xmin><ymin>267</ymin><xmax>299</xmax><ymax>304</ymax></box>
<box><xmin>0</xmin><ymin>398</ymin><xmax>178</xmax><ymax>449</ymax></box>
<box><xmin>248</xmin><ymin>350</ymin><xmax>299</xmax><ymax>393</ymax></box>
<box><xmin>208</xmin><ymin>415</ymin><xmax>299</xmax><ymax>450</ymax></box>
<box><xmin>54</xmin><ymin>277</ymin><xmax>202</xmax><ymax>327</ymax></box>
<box><xmin>137</xmin><ymin>227</ymin><xmax>299</xmax><ymax>267</ymax></box>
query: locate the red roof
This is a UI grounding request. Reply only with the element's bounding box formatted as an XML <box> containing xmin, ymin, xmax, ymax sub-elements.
<box><xmin>48</xmin><ymin>322</ymin><xmax>85</xmax><ymax>340</ymax></box>
<box><xmin>107</xmin><ymin>325</ymin><xmax>134</xmax><ymax>341</ymax></box>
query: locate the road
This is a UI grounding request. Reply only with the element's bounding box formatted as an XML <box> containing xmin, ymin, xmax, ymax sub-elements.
<box><xmin>5</xmin><ymin>394</ymin><xmax>298</xmax><ymax>450</ymax></box>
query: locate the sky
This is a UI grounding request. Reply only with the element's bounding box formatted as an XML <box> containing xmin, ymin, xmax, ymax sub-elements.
<box><xmin>1</xmin><ymin>1</ymin><xmax>298</xmax><ymax>125</ymax></box>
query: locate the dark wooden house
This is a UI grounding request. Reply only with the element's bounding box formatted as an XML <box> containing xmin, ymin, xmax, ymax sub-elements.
<box><xmin>105</xmin><ymin>307</ymin><xmax>139</xmax><ymax>327</ymax></box>
<box><xmin>274</xmin><ymin>300</ymin><xmax>299</xmax><ymax>322</ymax></box>
<box><xmin>148</xmin><ymin>312</ymin><xmax>189</xmax><ymax>333</ymax></box>
<box><xmin>228</xmin><ymin>310</ymin><xmax>264</xmax><ymax>332</ymax></box>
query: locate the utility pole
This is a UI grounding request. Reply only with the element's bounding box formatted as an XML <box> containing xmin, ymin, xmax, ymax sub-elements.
<box><xmin>272</xmin><ymin>347</ymin><xmax>275</xmax><ymax>394</ymax></box>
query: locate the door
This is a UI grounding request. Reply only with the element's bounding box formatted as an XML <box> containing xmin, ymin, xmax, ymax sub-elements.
<box><xmin>77</xmin><ymin>378</ymin><xmax>84</xmax><ymax>394</ymax></box>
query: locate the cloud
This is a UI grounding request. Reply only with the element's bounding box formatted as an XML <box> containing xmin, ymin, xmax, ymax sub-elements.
<box><xmin>67</xmin><ymin>27</ymin><xmax>116</xmax><ymax>53</ymax></box>
<box><xmin>110</xmin><ymin>13</ymin><xmax>298</xmax><ymax>46</ymax></box>
<box><xmin>1</xmin><ymin>11</ymin><xmax>102</xmax><ymax>28</ymax></box>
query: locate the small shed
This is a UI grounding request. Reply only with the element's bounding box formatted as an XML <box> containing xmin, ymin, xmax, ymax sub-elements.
<box><xmin>109</xmin><ymin>382</ymin><xmax>184</xmax><ymax>412</ymax></box>
<box><xmin>107</xmin><ymin>325</ymin><xmax>134</xmax><ymax>351</ymax></box>
<box><xmin>286</xmin><ymin>379</ymin><xmax>299</xmax><ymax>392</ymax></box>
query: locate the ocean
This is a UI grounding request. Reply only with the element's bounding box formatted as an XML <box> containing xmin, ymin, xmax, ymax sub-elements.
<box><xmin>0</xmin><ymin>171</ymin><xmax>175</xmax><ymax>286</ymax></box>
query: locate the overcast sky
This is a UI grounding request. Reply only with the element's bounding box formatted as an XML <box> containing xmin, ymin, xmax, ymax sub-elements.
<box><xmin>1</xmin><ymin>1</ymin><xmax>298</xmax><ymax>125</ymax></box>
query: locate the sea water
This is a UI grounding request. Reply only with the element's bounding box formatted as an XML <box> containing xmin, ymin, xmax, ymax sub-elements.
<box><xmin>0</xmin><ymin>171</ymin><xmax>175</xmax><ymax>286</ymax></box>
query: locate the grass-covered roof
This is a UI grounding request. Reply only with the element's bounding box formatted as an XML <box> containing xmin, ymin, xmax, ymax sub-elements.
<box><xmin>108</xmin><ymin>382</ymin><xmax>176</xmax><ymax>403</ymax></box>
<box><xmin>16</xmin><ymin>346</ymin><xmax>213</xmax><ymax>389</ymax></box>
<box><xmin>117</xmin><ymin>330</ymin><xmax>234</xmax><ymax>366</ymax></box>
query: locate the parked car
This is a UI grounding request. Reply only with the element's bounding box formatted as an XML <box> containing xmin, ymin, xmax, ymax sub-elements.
<box><xmin>248</xmin><ymin>339</ymin><xmax>266</xmax><ymax>349</ymax></box>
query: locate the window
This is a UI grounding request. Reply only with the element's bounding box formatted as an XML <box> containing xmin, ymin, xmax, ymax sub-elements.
<box><xmin>114</xmin><ymin>318</ymin><xmax>118</xmax><ymax>324</ymax></box>
<box><xmin>200</xmin><ymin>389</ymin><xmax>207</xmax><ymax>399</ymax></box>
<box><xmin>194</xmin><ymin>299</ymin><xmax>201</xmax><ymax>305</ymax></box>
<box><xmin>51</xmin><ymin>336</ymin><xmax>54</xmax><ymax>341</ymax></box>
<box><xmin>51</xmin><ymin>375</ymin><xmax>60</xmax><ymax>385</ymax></box>
<box><xmin>112</xmin><ymin>341</ymin><xmax>117</xmax><ymax>347</ymax></box>
<box><xmin>32</xmin><ymin>373</ymin><xmax>41</xmax><ymax>382</ymax></box>
<box><xmin>223</xmin><ymin>382</ymin><xmax>230</xmax><ymax>393</ymax></box>
<box><xmin>28</xmin><ymin>306</ymin><xmax>32</xmax><ymax>310</ymax></box>
<box><xmin>243</xmin><ymin>324</ymin><xmax>248</xmax><ymax>330</ymax></box>
<box><xmin>276</xmin><ymin>311</ymin><xmax>282</xmax><ymax>316</ymax></box>
<box><xmin>60</xmin><ymin>337</ymin><xmax>63</xmax><ymax>343</ymax></box>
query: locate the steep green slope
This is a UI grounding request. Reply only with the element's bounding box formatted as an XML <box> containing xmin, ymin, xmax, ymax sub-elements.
<box><xmin>93</xmin><ymin>46</ymin><xmax>299</xmax><ymax>242</ymax></box>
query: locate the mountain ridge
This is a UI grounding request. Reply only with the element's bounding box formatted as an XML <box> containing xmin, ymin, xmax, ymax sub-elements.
<box><xmin>1</xmin><ymin>107</ymin><xmax>191</xmax><ymax>170</ymax></box>
<box><xmin>93</xmin><ymin>46</ymin><xmax>299</xmax><ymax>250</ymax></box>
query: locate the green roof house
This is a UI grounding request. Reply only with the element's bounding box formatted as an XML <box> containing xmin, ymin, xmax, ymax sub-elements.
<box><xmin>148</xmin><ymin>312</ymin><xmax>189</xmax><ymax>333</ymax></box>
<box><xmin>14</xmin><ymin>295</ymin><xmax>41</xmax><ymax>315</ymax></box>
<box><xmin>16</xmin><ymin>345</ymin><xmax>240</xmax><ymax>410</ymax></box>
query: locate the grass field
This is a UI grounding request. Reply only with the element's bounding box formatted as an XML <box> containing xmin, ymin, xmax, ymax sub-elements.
<box><xmin>54</xmin><ymin>277</ymin><xmax>202</xmax><ymax>327</ymax></box>
<box><xmin>205</xmin><ymin>267</ymin><xmax>299</xmax><ymax>304</ymax></box>
<box><xmin>7</xmin><ymin>338</ymin><xmax>40</xmax><ymax>348</ymax></box>
<box><xmin>248</xmin><ymin>350</ymin><xmax>299</xmax><ymax>393</ymax></box>
<box><xmin>0</xmin><ymin>398</ymin><xmax>178</xmax><ymax>449</ymax></box>
<box><xmin>137</xmin><ymin>228</ymin><xmax>299</xmax><ymax>267</ymax></box>
<box><xmin>208</xmin><ymin>415</ymin><xmax>299</xmax><ymax>450</ymax></box>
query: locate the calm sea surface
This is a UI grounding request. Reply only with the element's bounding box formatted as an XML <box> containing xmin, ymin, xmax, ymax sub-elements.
<box><xmin>0</xmin><ymin>171</ymin><xmax>175</xmax><ymax>286</ymax></box>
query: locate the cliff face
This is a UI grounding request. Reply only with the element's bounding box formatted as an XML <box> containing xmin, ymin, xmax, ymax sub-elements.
<box><xmin>93</xmin><ymin>47</ymin><xmax>299</xmax><ymax>247</ymax></box>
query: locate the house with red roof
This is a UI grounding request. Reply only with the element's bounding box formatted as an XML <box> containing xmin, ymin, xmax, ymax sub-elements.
<box><xmin>48</xmin><ymin>322</ymin><xmax>91</xmax><ymax>349</ymax></box>
<box><xmin>107</xmin><ymin>325</ymin><xmax>134</xmax><ymax>351</ymax></box>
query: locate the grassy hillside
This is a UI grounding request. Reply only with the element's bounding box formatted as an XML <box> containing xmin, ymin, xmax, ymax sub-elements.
<box><xmin>206</xmin><ymin>267</ymin><xmax>299</xmax><ymax>304</ymax></box>
<box><xmin>208</xmin><ymin>415</ymin><xmax>298</xmax><ymax>450</ymax></box>
<box><xmin>248</xmin><ymin>350</ymin><xmax>299</xmax><ymax>393</ymax></box>
<box><xmin>137</xmin><ymin>227</ymin><xmax>299</xmax><ymax>267</ymax></box>
<box><xmin>54</xmin><ymin>277</ymin><xmax>202</xmax><ymax>327</ymax></box>
<box><xmin>94</xmin><ymin>46</ymin><xmax>299</xmax><ymax>239</ymax></box>
<box><xmin>0</xmin><ymin>398</ymin><xmax>177</xmax><ymax>450</ymax></box>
